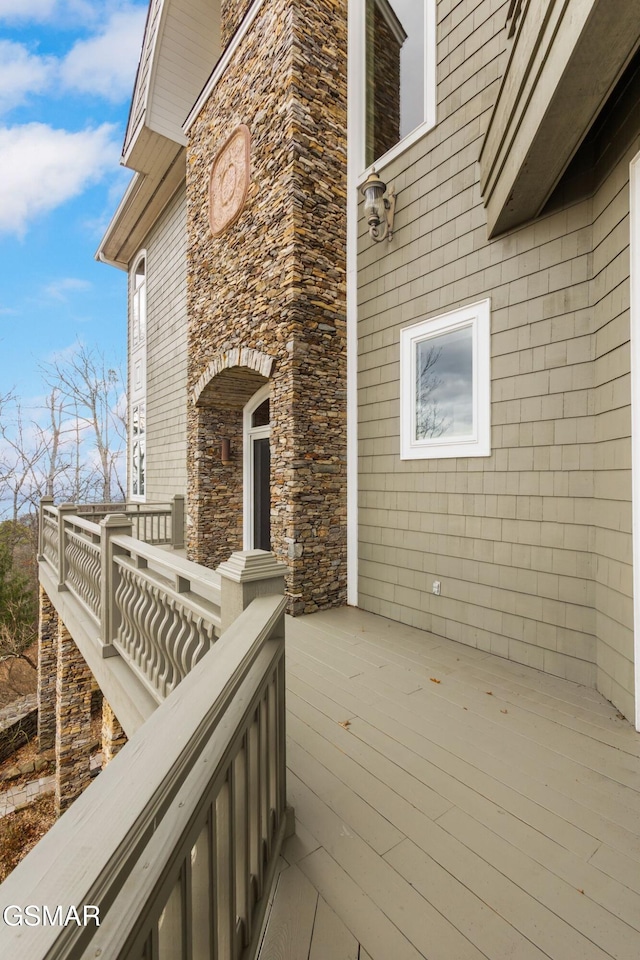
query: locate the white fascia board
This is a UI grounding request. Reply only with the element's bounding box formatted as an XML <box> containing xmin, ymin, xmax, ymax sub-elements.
<box><xmin>95</xmin><ymin>172</ymin><xmax>146</xmax><ymax>269</ymax></box>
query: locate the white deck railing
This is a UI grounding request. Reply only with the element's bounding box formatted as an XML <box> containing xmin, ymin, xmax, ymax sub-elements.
<box><xmin>41</xmin><ymin>494</ymin><xmax>186</xmax><ymax>549</ymax></box>
<box><xmin>38</xmin><ymin>501</ymin><xmax>221</xmax><ymax>702</ymax></box>
<box><xmin>0</xmin><ymin>593</ymin><xmax>291</xmax><ymax>960</ymax></box>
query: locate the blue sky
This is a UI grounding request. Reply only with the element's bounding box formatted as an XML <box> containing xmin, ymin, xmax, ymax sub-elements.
<box><xmin>0</xmin><ymin>0</ymin><xmax>147</xmax><ymax>402</ymax></box>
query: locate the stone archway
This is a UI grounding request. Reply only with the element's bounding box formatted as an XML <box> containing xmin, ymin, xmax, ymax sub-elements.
<box><xmin>188</xmin><ymin>361</ymin><xmax>272</xmax><ymax>570</ymax></box>
<box><xmin>191</xmin><ymin>347</ymin><xmax>274</xmax><ymax>406</ymax></box>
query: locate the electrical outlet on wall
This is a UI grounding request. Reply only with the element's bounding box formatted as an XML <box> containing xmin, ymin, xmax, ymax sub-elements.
<box><xmin>432</xmin><ymin>580</ymin><xmax>441</xmax><ymax>595</ymax></box>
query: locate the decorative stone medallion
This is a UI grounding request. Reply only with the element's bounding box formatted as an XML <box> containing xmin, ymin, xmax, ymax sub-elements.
<box><xmin>208</xmin><ymin>124</ymin><xmax>251</xmax><ymax>237</ymax></box>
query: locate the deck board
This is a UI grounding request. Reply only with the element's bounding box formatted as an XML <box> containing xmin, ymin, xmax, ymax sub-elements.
<box><xmin>287</xmin><ymin>659</ymin><xmax>606</xmax><ymax>859</ymax></box>
<box><xmin>257</xmin><ymin>863</ymin><xmax>317</xmax><ymax>960</ymax></box>
<box><xmin>266</xmin><ymin>607</ymin><xmax>640</xmax><ymax>960</ymax></box>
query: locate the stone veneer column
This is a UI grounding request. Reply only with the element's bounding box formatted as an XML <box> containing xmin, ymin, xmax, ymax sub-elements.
<box><xmin>37</xmin><ymin>586</ymin><xmax>58</xmax><ymax>752</ymax></box>
<box><xmin>101</xmin><ymin>699</ymin><xmax>127</xmax><ymax>768</ymax></box>
<box><xmin>186</xmin><ymin>0</ymin><xmax>348</xmax><ymax>615</ymax></box>
<box><xmin>55</xmin><ymin>619</ymin><xmax>94</xmax><ymax>816</ymax></box>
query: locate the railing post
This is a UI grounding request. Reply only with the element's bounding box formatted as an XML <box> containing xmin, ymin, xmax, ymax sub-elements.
<box><xmin>216</xmin><ymin>550</ymin><xmax>288</xmax><ymax>634</ymax></box>
<box><xmin>38</xmin><ymin>495</ymin><xmax>54</xmax><ymax>560</ymax></box>
<box><xmin>171</xmin><ymin>495</ymin><xmax>185</xmax><ymax>549</ymax></box>
<box><xmin>100</xmin><ymin>514</ymin><xmax>133</xmax><ymax>658</ymax></box>
<box><xmin>56</xmin><ymin>503</ymin><xmax>77</xmax><ymax>590</ymax></box>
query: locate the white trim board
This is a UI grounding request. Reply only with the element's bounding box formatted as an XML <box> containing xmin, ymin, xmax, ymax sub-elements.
<box><xmin>346</xmin><ymin>0</ymin><xmax>362</xmax><ymax>607</ymax></box>
<box><xmin>630</xmin><ymin>151</ymin><xmax>640</xmax><ymax>732</ymax></box>
<box><xmin>243</xmin><ymin>383</ymin><xmax>271</xmax><ymax>551</ymax></box>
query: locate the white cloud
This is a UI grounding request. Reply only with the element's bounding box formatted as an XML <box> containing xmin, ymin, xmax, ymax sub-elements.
<box><xmin>44</xmin><ymin>277</ymin><xmax>92</xmax><ymax>301</ymax></box>
<box><xmin>0</xmin><ymin>122</ymin><xmax>120</xmax><ymax>236</ymax></box>
<box><xmin>0</xmin><ymin>40</ymin><xmax>55</xmax><ymax>113</ymax></box>
<box><xmin>0</xmin><ymin>0</ymin><xmax>56</xmax><ymax>20</ymax></box>
<box><xmin>0</xmin><ymin>4</ymin><xmax>146</xmax><ymax>110</ymax></box>
<box><xmin>0</xmin><ymin>0</ymin><xmax>111</xmax><ymax>25</ymax></box>
<box><xmin>60</xmin><ymin>6</ymin><xmax>147</xmax><ymax>102</ymax></box>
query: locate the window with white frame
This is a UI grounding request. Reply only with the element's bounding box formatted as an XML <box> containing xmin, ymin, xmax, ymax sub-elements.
<box><xmin>400</xmin><ymin>300</ymin><xmax>491</xmax><ymax>459</ymax></box>
<box><xmin>363</xmin><ymin>0</ymin><xmax>436</xmax><ymax>169</ymax></box>
<box><xmin>131</xmin><ymin>402</ymin><xmax>146</xmax><ymax>497</ymax></box>
<box><xmin>130</xmin><ymin>252</ymin><xmax>147</xmax><ymax>499</ymax></box>
<box><xmin>132</xmin><ymin>257</ymin><xmax>146</xmax><ymax>346</ymax></box>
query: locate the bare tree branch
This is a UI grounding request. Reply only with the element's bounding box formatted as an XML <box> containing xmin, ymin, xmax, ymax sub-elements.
<box><xmin>416</xmin><ymin>344</ymin><xmax>449</xmax><ymax>439</ymax></box>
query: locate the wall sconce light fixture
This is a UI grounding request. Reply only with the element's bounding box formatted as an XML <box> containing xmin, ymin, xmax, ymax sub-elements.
<box><xmin>221</xmin><ymin>438</ymin><xmax>231</xmax><ymax>465</ymax></box>
<box><xmin>360</xmin><ymin>169</ymin><xmax>396</xmax><ymax>242</ymax></box>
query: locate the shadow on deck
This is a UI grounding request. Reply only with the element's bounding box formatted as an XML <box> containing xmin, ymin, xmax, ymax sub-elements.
<box><xmin>259</xmin><ymin>607</ymin><xmax>640</xmax><ymax>960</ymax></box>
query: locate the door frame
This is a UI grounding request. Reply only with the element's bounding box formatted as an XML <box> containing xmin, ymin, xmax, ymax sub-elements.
<box><xmin>243</xmin><ymin>383</ymin><xmax>271</xmax><ymax>550</ymax></box>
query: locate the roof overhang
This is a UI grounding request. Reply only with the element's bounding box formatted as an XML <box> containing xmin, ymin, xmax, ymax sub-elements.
<box><xmin>97</xmin><ymin>0</ymin><xmax>221</xmax><ymax>269</ymax></box>
<box><xmin>96</xmin><ymin>147</ymin><xmax>185</xmax><ymax>270</ymax></box>
<box><xmin>480</xmin><ymin>0</ymin><xmax>640</xmax><ymax>237</ymax></box>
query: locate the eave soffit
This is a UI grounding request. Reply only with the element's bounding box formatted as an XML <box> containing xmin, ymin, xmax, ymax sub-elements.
<box><xmin>480</xmin><ymin>0</ymin><xmax>640</xmax><ymax>237</ymax></box>
<box><xmin>122</xmin><ymin>0</ymin><xmax>221</xmax><ymax>173</ymax></box>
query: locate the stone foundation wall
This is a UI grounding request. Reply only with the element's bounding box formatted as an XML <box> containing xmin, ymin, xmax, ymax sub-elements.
<box><xmin>55</xmin><ymin>620</ymin><xmax>93</xmax><ymax>815</ymax></box>
<box><xmin>37</xmin><ymin>585</ymin><xmax>57</xmax><ymax>751</ymax></box>
<box><xmin>0</xmin><ymin>694</ymin><xmax>38</xmax><ymax>763</ymax></box>
<box><xmin>186</xmin><ymin>0</ymin><xmax>348</xmax><ymax>614</ymax></box>
<box><xmin>101</xmin><ymin>700</ymin><xmax>127</xmax><ymax>767</ymax></box>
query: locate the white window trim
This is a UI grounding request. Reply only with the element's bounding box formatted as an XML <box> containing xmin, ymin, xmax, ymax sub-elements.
<box><xmin>354</xmin><ymin>0</ymin><xmax>437</xmax><ymax>180</ymax></box>
<box><xmin>243</xmin><ymin>384</ymin><xmax>271</xmax><ymax>550</ymax></box>
<box><xmin>630</xmin><ymin>150</ymin><xmax>640</xmax><ymax>731</ymax></box>
<box><xmin>130</xmin><ymin>402</ymin><xmax>146</xmax><ymax>502</ymax></box>
<box><xmin>130</xmin><ymin>250</ymin><xmax>147</xmax><ymax>502</ymax></box>
<box><xmin>400</xmin><ymin>299</ymin><xmax>491</xmax><ymax>460</ymax></box>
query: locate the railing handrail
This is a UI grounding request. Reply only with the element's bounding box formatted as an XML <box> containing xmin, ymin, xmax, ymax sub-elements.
<box><xmin>112</xmin><ymin>533</ymin><xmax>222</xmax><ymax>601</ymax></box>
<box><xmin>0</xmin><ymin>594</ymin><xmax>289</xmax><ymax>960</ymax></box>
<box><xmin>63</xmin><ymin>514</ymin><xmax>101</xmax><ymax>536</ymax></box>
<box><xmin>38</xmin><ymin>501</ymin><xmax>221</xmax><ymax>701</ymax></box>
<box><xmin>41</xmin><ymin>497</ymin><xmax>184</xmax><ymax>549</ymax></box>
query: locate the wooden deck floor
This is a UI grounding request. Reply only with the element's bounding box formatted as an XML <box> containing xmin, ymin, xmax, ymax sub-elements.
<box><xmin>258</xmin><ymin>606</ymin><xmax>640</xmax><ymax>960</ymax></box>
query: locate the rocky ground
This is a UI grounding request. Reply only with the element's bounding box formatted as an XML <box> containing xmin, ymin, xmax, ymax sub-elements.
<box><xmin>0</xmin><ymin>712</ymin><xmax>102</xmax><ymax>881</ymax></box>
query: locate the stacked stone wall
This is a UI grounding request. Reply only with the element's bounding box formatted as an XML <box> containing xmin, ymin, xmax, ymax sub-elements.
<box><xmin>186</xmin><ymin>0</ymin><xmax>347</xmax><ymax>613</ymax></box>
<box><xmin>101</xmin><ymin>700</ymin><xmax>127</xmax><ymax>767</ymax></box>
<box><xmin>221</xmin><ymin>0</ymin><xmax>255</xmax><ymax>47</ymax></box>
<box><xmin>55</xmin><ymin>621</ymin><xmax>93</xmax><ymax>815</ymax></box>
<box><xmin>37</xmin><ymin>586</ymin><xmax>57</xmax><ymax>751</ymax></box>
<box><xmin>193</xmin><ymin>368</ymin><xmax>267</xmax><ymax>566</ymax></box>
<box><xmin>0</xmin><ymin>695</ymin><xmax>38</xmax><ymax>763</ymax></box>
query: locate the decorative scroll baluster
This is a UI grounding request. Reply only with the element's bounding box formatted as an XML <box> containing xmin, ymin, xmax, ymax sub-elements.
<box><xmin>64</xmin><ymin>529</ymin><xmax>101</xmax><ymax>619</ymax></box>
<box><xmin>112</xmin><ymin>560</ymin><xmax>217</xmax><ymax>701</ymax></box>
<box><xmin>42</xmin><ymin>515</ymin><xmax>59</xmax><ymax>570</ymax></box>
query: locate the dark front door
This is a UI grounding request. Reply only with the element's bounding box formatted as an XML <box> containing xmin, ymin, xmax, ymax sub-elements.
<box><xmin>253</xmin><ymin>436</ymin><xmax>270</xmax><ymax>551</ymax></box>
